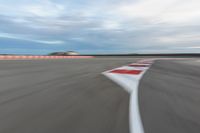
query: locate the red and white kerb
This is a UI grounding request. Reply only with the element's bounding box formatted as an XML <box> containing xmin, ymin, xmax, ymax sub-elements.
<box><xmin>102</xmin><ymin>59</ymin><xmax>154</xmax><ymax>133</ymax></box>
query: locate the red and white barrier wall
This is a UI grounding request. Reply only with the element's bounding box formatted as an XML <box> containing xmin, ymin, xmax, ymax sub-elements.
<box><xmin>0</xmin><ymin>55</ymin><xmax>94</xmax><ymax>60</ymax></box>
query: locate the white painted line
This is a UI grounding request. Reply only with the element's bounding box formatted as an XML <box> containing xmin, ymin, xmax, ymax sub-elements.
<box><xmin>119</xmin><ymin>66</ymin><xmax>149</xmax><ymax>71</ymax></box>
<box><xmin>102</xmin><ymin>59</ymin><xmax>154</xmax><ymax>133</ymax></box>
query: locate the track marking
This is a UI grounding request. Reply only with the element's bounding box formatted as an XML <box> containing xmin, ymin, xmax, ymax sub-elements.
<box><xmin>102</xmin><ymin>59</ymin><xmax>154</xmax><ymax>133</ymax></box>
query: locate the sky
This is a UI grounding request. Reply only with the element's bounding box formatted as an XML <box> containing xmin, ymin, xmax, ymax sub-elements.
<box><xmin>0</xmin><ymin>0</ymin><xmax>200</xmax><ymax>54</ymax></box>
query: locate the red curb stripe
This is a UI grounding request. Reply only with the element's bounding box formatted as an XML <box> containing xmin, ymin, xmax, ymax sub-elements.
<box><xmin>109</xmin><ymin>69</ymin><xmax>143</xmax><ymax>75</ymax></box>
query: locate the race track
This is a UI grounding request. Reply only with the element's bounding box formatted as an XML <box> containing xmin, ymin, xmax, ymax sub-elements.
<box><xmin>139</xmin><ymin>59</ymin><xmax>200</xmax><ymax>133</ymax></box>
<box><xmin>0</xmin><ymin>57</ymin><xmax>199</xmax><ymax>133</ymax></box>
<box><xmin>0</xmin><ymin>58</ymin><xmax>137</xmax><ymax>133</ymax></box>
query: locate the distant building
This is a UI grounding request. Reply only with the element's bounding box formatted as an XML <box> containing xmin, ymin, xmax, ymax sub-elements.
<box><xmin>48</xmin><ymin>51</ymin><xmax>79</xmax><ymax>56</ymax></box>
<box><xmin>49</xmin><ymin>52</ymin><xmax>66</xmax><ymax>56</ymax></box>
<box><xmin>65</xmin><ymin>51</ymin><xmax>79</xmax><ymax>55</ymax></box>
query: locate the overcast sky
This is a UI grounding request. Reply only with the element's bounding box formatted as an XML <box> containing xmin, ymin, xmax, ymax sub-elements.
<box><xmin>0</xmin><ymin>0</ymin><xmax>200</xmax><ymax>54</ymax></box>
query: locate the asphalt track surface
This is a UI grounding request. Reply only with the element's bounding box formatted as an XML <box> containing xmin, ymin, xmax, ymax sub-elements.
<box><xmin>1</xmin><ymin>58</ymin><xmax>200</xmax><ymax>133</ymax></box>
<box><xmin>0</xmin><ymin>58</ymin><xmax>139</xmax><ymax>133</ymax></box>
<box><xmin>139</xmin><ymin>59</ymin><xmax>200</xmax><ymax>133</ymax></box>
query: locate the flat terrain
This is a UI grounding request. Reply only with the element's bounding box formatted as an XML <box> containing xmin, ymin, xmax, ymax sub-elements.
<box><xmin>0</xmin><ymin>58</ymin><xmax>138</xmax><ymax>133</ymax></box>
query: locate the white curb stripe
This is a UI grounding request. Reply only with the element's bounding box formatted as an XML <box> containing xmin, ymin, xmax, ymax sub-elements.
<box><xmin>102</xmin><ymin>59</ymin><xmax>154</xmax><ymax>133</ymax></box>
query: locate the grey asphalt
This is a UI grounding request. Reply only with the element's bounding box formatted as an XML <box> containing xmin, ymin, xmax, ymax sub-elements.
<box><xmin>0</xmin><ymin>58</ymin><xmax>138</xmax><ymax>133</ymax></box>
<box><xmin>1</xmin><ymin>57</ymin><xmax>200</xmax><ymax>133</ymax></box>
<box><xmin>139</xmin><ymin>59</ymin><xmax>200</xmax><ymax>133</ymax></box>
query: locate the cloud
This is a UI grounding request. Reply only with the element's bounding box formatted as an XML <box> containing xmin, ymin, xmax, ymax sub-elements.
<box><xmin>0</xmin><ymin>0</ymin><xmax>200</xmax><ymax>54</ymax></box>
<box><xmin>0</xmin><ymin>0</ymin><xmax>65</xmax><ymax>17</ymax></box>
<box><xmin>157</xmin><ymin>33</ymin><xmax>200</xmax><ymax>43</ymax></box>
<box><xmin>0</xmin><ymin>33</ymin><xmax>64</xmax><ymax>44</ymax></box>
<box><xmin>114</xmin><ymin>0</ymin><xmax>200</xmax><ymax>24</ymax></box>
<box><xmin>22</xmin><ymin>1</ymin><xmax>65</xmax><ymax>17</ymax></box>
<box><xmin>187</xmin><ymin>46</ymin><xmax>200</xmax><ymax>49</ymax></box>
